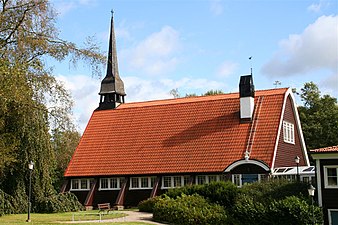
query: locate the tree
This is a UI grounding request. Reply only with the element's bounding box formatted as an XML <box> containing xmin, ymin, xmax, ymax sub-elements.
<box><xmin>0</xmin><ymin>0</ymin><xmax>104</xmax><ymax>213</ymax></box>
<box><xmin>51</xmin><ymin>129</ymin><xmax>81</xmax><ymax>191</ymax></box>
<box><xmin>298</xmin><ymin>82</ymin><xmax>338</xmax><ymax>150</ymax></box>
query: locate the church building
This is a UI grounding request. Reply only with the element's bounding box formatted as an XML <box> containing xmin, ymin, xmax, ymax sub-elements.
<box><xmin>62</xmin><ymin>14</ymin><xmax>310</xmax><ymax>209</ymax></box>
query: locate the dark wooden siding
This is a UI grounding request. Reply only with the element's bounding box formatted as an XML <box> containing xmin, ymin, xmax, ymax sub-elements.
<box><xmin>92</xmin><ymin>190</ymin><xmax>119</xmax><ymax>208</ymax></box>
<box><xmin>124</xmin><ymin>189</ymin><xmax>152</xmax><ymax>207</ymax></box>
<box><xmin>72</xmin><ymin>191</ymin><xmax>88</xmax><ymax>205</ymax></box>
<box><xmin>274</xmin><ymin>95</ymin><xmax>306</xmax><ymax>168</ymax></box>
<box><xmin>318</xmin><ymin>159</ymin><xmax>338</xmax><ymax>225</ymax></box>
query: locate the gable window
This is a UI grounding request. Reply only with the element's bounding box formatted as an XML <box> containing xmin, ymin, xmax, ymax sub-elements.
<box><xmin>99</xmin><ymin>177</ymin><xmax>124</xmax><ymax>190</ymax></box>
<box><xmin>71</xmin><ymin>179</ymin><xmax>92</xmax><ymax>191</ymax></box>
<box><xmin>162</xmin><ymin>176</ymin><xmax>190</xmax><ymax>189</ymax></box>
<box><xmin>324</xmin><ymin>166</ymin><xmax>338</xmax><ymax>188</ymax></box>
<box><xmin>283</xmin><ymin>121</ymin><xmax>295</xmax><ymax>144</ymax></box>
<box><xmin>130</xmin><ymin>177</ymin><xmax>156</xmax><ymax>190</ymax></box>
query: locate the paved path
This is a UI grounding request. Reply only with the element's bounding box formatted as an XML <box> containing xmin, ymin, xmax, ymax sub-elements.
<box><xmin>66</xmin><ymin>210</ymin><xmax>165</xmax><ymax>224</ymax></box>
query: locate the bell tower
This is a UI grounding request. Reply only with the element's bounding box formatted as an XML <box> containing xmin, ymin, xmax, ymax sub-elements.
<box><xmin>97</xmin><ymin>11</ymin><xmax>126</xmax><ymax>110</ymax></box>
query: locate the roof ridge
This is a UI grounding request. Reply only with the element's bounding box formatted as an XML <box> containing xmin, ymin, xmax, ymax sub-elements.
<box><xmin>114</xmin><ymin>88</ymin><xmax>289</xmax><ymax>110</ymax></box>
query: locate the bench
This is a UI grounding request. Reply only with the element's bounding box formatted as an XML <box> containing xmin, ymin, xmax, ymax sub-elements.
<box><xmin>98</xmin><ymin>203</ymin><xmax>111</xmax><ymax>214</ymax></box>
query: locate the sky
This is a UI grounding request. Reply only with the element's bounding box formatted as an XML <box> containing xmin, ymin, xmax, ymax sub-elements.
<box><xmin>49</xmin><ymin>0</ymin><xmax>338</xmax><ymax>132</ymax></box>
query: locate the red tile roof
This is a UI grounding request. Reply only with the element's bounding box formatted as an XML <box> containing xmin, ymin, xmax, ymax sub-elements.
<box><xmin>65</xmin><ymin>88</ymin><xmax>289</xmax><ymax>177</ymax></box>
<box><xmin>310</xmin><ymin>146</ymin><xmax>338</xmax><ymax>153</ymax></box>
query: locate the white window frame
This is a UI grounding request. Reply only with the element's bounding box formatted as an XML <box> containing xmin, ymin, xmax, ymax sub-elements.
<box><xmin>324</xmin><ymin>166</ymin><xmax>338</xmax><ymax>189</ymax></box>
<box><xmin>328</xmin><ymin>209</ymin><xmax>338</xmax><ymax>225</ymax></box>
<box><xmin>283</xmin><ymin>121</ymin><xmax>295</xmax><ymax>144</ymax></box>
<box><xmin>129</xmin><ymin>177</ymin><xmax>156</xmax><ymax>190</ymax></box>
<box><xmin>161</xmin><ymin>176</ymin><xmax>190</xmax><ymax>189</ymax></box>
<box><xmin>70</xmin><ymin>179</ymin><xmax>92</xmax><ymax>191</ymax></box>
<box><xmin>195</xmin><ymin>175</ymin><xmax>220</xmax><ymax>185</ymax></box>
<box><xmin>231</xmin><ymin>174</ymin><xmax>265</xmax><ymax>187</ymax></box>
<box><xmin>99</xmin><ymin>177</ymin><xmax>124</xmax><ymax>191</ymax></box>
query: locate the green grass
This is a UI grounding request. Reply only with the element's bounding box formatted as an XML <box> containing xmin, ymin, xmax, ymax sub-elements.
<box><xmin>0</xmin><ymin>210</ymin><xmax>153</xmax><ymax>225</ymax></box>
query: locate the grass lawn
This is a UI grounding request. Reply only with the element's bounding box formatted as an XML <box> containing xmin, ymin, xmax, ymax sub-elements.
<box><xmin>0</xmin><ymin>210</ymin><xmax>153</xmax><ymax>225</ymax></box>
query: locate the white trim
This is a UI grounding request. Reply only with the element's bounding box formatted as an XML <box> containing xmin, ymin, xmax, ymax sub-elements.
<box><xmin>271</xmin><ymin>89</ymin><xmax>310</xmax><ymax>170</ymax></box>
<box><xmin>323</xmin><ymin>165</ymin><xmax>338</xmax><ymax>189</ymax></box>
<box><xmin>224</xmin><ymin>159</ymin><xmax>270</xmax><ymax>172</ymax></box>
<box><xmin>98</xmin><ymin>177</ymin><xmax>123</xmax><ymax>191</ymax></box>
<box><xmin>287</xmin><ymin>89</ymin><xmax>310</xmax><ymax>166</ymax></box>
<box><xmin>161</xmin><ymin>175</ymin><xmax>190</xmax><ymax>189</ymax></box>
<box><xmin>328</xmin><ymin>209</ymin><xmax>338</xmax><ymax>225</ymax></box>
<box><xmin>316</xmin><ymin>159</ymin><xmax>322</xmax><ymax>207</ymax></box>
<box><xmin>231</xmin><ymin>173</ymin><xmax>266</xmax><ymax>187</ymax></box>
<box><xmin>283</xmin><ymin>121</ymin><xmax>295</xmax><ymax>144</ymax></box>
<box><xmin>195</xmin><ymin>175</ymin><xmax>220</xmax><ymax>185</ymax></box>
<box><xmin>129</xmin><ymin>176</ymin><xmax>156</xmax><ymax>190</ymax></box>
<box><xmin>311</xmin><ymin>153</ymin><xmax>338</xmax><ymax>160</ymax></box>
<box><xmin>70</xmin><ymin>178</ymin><xmax>92</xmax><ymax>191</ymax></box>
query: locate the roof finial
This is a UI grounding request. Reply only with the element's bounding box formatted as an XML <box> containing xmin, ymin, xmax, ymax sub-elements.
<box><xmin>111</xmin><ymin>9</ymin><xmax>114</xmax><ymax>17</ymax></box>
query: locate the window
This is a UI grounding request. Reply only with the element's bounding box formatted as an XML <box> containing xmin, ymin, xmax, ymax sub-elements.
<box><xmin>99</xmin><ymin>177</ymin><xmax>123</xmax><ymax>190</ymax></box>
<box><xmin>131</xmin><ymin>177</ymin><xmax>139</xmax><ymax>189</ymax></box>
<box><xmin>195</xmin><ymin>175</ymin><xmax>220</xmax><ymax>185</ymax></box>
<box><xmin>173</xmin><ymin>176</ymin><xmax>182</xmax><ymax>187</ymax></box>
<box><xmin>232</xmin><ymin>174</ymin><xmax>265</xmax><ymax>187</ymax></box>
<box><xmin>197</xmin><ymin>175</ymin><xmax>206</xmax><ymax>185</ymax></box>
<box><xmin>324</xmin><ymin>166</ymin><xmax>338</xmax><ymax>188</ymax></box>
<box><xmin>232</xmin><ymin>174</ymin><xmax>241</xmax><ymax>187</ymax></box>
<box><xmin>161</xmin><ymin>176</ymin><xmax>191</xmax><ymax>189</ymax></box>
<box><xmin>71</xmin><ymin>179</ymin><xmax>92</xmax><ymax>191</ymax></box>
<box><xmin>129</xmin><ymin>177</ymin><xmax>156</xmax><ymax>189</ymax></box>
<box><xmin>283</xmin><ymin>121</ymin><xmax>295</xmax><ymax>144</ymax></box>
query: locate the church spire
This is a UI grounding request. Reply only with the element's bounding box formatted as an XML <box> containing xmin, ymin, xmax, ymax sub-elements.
<box><xmin>97</xmin><ymin>11</ymin><xmax>126</xmax><ymax>110</ymax></box>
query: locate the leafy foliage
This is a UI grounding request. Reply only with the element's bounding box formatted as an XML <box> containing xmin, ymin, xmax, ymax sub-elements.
<box><xmin>143</xmin><ymin>180</ymin><xmax>323</xmax><ymax>225</ymax></box>
<box><xmin>153</xmin><ymin>194</ymin><xmax>228</xmax><ymax>225</ymax></box>
<box><xmin>297</xmin><ymin>82</ymin><xmax>338</xmax><ymax>149</ymax></box>
<box><xmin>35</xmin><ymin>192</ymin><xmax>84</xmax><ymax>213</ymax></box>
<box><xmin>0</xmin><ymin>0</ymin><xmax>104</xmax><ymax>214</ymax></box>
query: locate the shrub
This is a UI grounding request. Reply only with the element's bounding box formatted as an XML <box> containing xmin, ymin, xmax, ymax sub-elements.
<box><xmin>35</xmin><ymin>192</ymin><xmax>84</xmax><ymax>213</ymax></box>
<box><xmin>153</xmin><ymin>194</ymin><xmax>227</xmax><ymax>225</ymax></box>
<box><xmin>233</xmin><ymin>195</ymin><xmax>323</xmax><ymax>225</ymax></box>
<box><xmin>138</xmin><ymin>196</ymin><xmax>163</xmax><ymax>213</ymax></box>
<box><xmin>165</xmin><ymin>181</ymin><xmax>239</xmax><ymax>209</ymax></box>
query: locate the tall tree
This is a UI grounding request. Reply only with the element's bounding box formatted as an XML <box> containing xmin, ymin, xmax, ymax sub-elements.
<box><xmin>298</xmin><ymin>82</ymin><xmax>338</xmax><ymax>150</ymax></box>
<box><xmin>0</xmin><ymin>0</ymin><xmax>104</xmax><ymax>213</ymax></box>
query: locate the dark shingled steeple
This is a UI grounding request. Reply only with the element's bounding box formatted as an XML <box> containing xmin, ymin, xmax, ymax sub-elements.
<box><xmin>97</xmin><ymin>12</ymin><xmax>126</xmax><ymax>110</ymax></box>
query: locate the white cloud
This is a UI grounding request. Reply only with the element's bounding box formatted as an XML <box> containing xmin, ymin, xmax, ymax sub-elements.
<box><xmin>261</xmin><ymin>15</ymin><xmax>338</xmax><ymax>77</ymax></box>
<box><xmin>320</xmin><ymin>73</ymin><xmax>338</xmax><ymax>97</ymax></box>
<box><xmin>122</xmin><ymin>26</ymin><xmax>181</xmax><ymax>76</ymax></box>
<box><xmin>210</xmin><ymin>0</ymin><xmax>224</xmax><ymax>16</ymax></box>
<box><xmin>56</xmin><ymin>75</ymin><xmax>100</xmax><ymax>132</ymax></box>
<box><xmin>52</xmin><ymin>0</ymin><xmax>97</xmax><ymax>16</ymax></box>
<box><xmin>57</xmin><ymin>74</ymin><xmax>226</xmax><ymax>132</ymax></box>
<box><xmin>307</xmin><ymin>0</ymin><xmax>329</xmax><ymax>13</ymax></box>
<box><xmin>216</xmin><ymin>60</ymin><xmax>238</xmax><ymax>77</ymax></box>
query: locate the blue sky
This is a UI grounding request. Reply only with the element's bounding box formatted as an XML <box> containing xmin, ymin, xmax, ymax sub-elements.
<box><xmin>50</xmin><ymin>0</ymin><xmax>338</xmax><ymax>132</ymax></box>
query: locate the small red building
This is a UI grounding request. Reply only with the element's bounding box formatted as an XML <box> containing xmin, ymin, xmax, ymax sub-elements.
<box><xmin>62</xmin><ymin>14</ymin><xmax>310</xmax><ymax>209</ymax></box>
<box><xmin>311</xmin><ymin>146</ymin><xmax>338</xmax><ymax>225</ymax></box>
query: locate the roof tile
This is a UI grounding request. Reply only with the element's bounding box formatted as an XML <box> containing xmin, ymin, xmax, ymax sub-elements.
<box><xmin>65</xmin><ymin>88</ymin><xmax>288</xmax><ymax>177</ymax></box>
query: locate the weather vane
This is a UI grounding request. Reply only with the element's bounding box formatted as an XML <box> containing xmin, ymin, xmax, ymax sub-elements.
<box><xmin>249</xmin><ymin>56</ymin><xmax>253</xmax><ymax>75</ymax></box>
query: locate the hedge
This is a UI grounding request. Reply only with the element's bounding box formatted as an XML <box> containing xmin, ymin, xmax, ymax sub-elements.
<box><xmin>153</xmin><ymin>194</ymin><xmax>228</xmax><ymax>225</ymax></box>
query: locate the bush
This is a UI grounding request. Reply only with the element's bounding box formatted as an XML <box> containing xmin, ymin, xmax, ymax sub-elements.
<box><xmin>0</xmin><ymin>189</ymin><xmax>16</xmax><ymax>215</ymax></box>
<box><xmin>165</xmin><ymin>181</ymin><xmax>239</xmax><ymax>209</ymax></box>
<box><xmin>153</xmin><ymin>194</ymin><xmax>227</xmax><ymax>225</ymax></box>
<box><xmin>138</xmin><ymin>196</ymin><xmax>163</xmax><ymax>213</ymax></box>
<box><xmin>35</xmin><ymin>192</ymin><xmax>84</xmax><ymax>213</ymax></box>
<box><xmin>240</xmin><ymin>180</ymin><xmax>309</xmax><ymax>203</ymax></box>
<box><xmin>233</xmin><ymin>195</ymin><xmax>323</xmax><ymax>225</ymax></box>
